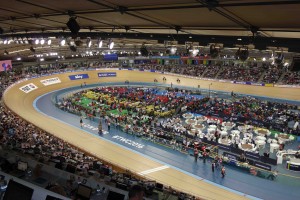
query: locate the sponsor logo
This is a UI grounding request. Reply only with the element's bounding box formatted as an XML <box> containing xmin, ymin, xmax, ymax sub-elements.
<box><xmin>69</xmin><ymin>74</ymin><xmax>89</xmax><ymax>80</ymax></box>
<box><xmin>235</xmin><ymin>81</ymin><xmax>246</xmax><ymax>84</ymax></box>
<box><xmin>98</xmin><ymin>72</ymin><xmax>117</xmax><ymax>77</ymax></box>
<box><xmin>254</xmin><ymin>162</ymin><xmax>271</xmax><ymax>171</ymax></box>
<box><xmin>251</xmin><ymin>83</ymin><xmax>263</xmax><ymax>86</ymax></box>
<box><xmin>112</xmin><ymin>135</ymin><xmax>144</xmax><ymax>149</ymax></box>
<box><xmin>19</xmin><ymin>83</ymin><xmax>38</xmax><ymax>93</ymax></box>
<box><xmin>40</xmin><ymin>77</ymin><xmax>61</xmax><ymax>86</ymax></box>
<box><xmin>227</xmin><ymin>154</ymin><xmax>237</xmax><ymax>161</ymax></box>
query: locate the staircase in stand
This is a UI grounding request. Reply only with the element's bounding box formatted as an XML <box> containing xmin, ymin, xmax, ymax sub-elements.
<box><xmin>200</xmin><ymin>68</ymin><xmax>209</xmax><ymax>78</ymax></box>
<box><xmin>214</xmin><ymin>66</ymin><xmax>225</xmax><ymax>79</ymax></box>
<box><xmin>257</xmin><ymin>70</ymin><xmax>267</xmax><ymax>82</ymax></box>
<box><xmin>277</xmin><ymin>70</ymin><xmax>288</xmax><ymax>84</ymax></box>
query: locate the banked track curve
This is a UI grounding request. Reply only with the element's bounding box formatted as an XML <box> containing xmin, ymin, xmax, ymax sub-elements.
<box><xmin>4</xmin><ymin>70</ymin><xmax>300</xmax><ymax>200</ymax></box>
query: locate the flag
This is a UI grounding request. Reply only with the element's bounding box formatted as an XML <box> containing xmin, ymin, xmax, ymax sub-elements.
<box><xmin>0</xmin><ymin>60</ymin><xmax>12</xmax><ymax>72</ymax></box>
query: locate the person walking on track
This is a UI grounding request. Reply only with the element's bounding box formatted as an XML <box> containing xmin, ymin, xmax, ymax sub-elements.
<box><xmin>80</xmin><ymin>117</ymin><xmax>83</xmax><ymax>128</ymax></box>
<box><xmin>221</xmin><ymin>166</ymin><xmax>226</xmax><ymax>178</ymax></box>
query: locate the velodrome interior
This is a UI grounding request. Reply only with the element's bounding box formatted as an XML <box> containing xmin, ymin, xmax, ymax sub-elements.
<box><xmin>1</xmin><ymin>1</ymin><xmax>300</xmax><ymax>200</ymax></box>
<box><xmin>2</xmin><ymin>70</ymin><xmax>300</xmax><ymax>200</ymax></box>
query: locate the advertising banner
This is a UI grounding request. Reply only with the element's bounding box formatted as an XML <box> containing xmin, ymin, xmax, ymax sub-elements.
<box><xmin>40</xmin><ymin>77</ymin><xmax>61</xmax><ymax>86</ymax></box>
<box><xmin>223</xmin><ymin>152</ymin><xmax>239</xmax><ymax>161</ymax></box>
<box><xmin>0</xmin><ymin>60</ymin><xmax>12</xmax><ymax>72</ymax></box>
<box><xmin>265</xmin><ymin>83</ymin><xmax>274</xmax><ymax>87</ymax></box>
<box><xmin>253</xmin><ymin>161</ymin><xmax>272</xmax><ymax>171</ymax></box>
<box><xmin>245</xmin><ymin>151</ymin><xmax>261</xmax><ymax>160</ymax></box>
<box><xmin>103</xmin><ymin>54</ymin><xmax>118</xmax><ymax>61</ymax></box>
<box><xmin>69</xmin><ymin>74</ymin><xmax>89</xmax><ymax>80</ymax></box>
<box><xmin>98</xmin><ymin>72</ymin><xmax>117</xmax><ymax>77</ymax></box>
<box><xmin>19</xmin><ymin>83</ymin><xmax>38</xmax><ymax>93</ymax></box>
<box><xmin>232</xmin><ymin>80</ymin><xmax>265</xmax><ymax>86</ymax></box>
<box><xmin>218</xmin><ymin>144</ymin><xmax>231</xmax><ymax>151</ymax></box>
<box><xmin>287</xmin><ymin>163</ymin><xmax>300</xmax><ymax>171</ymax></box>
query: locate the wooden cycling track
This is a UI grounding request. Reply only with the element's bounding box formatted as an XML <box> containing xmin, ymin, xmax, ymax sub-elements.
<box><xmin>3</xmin><ymin>70</ymin><xmax>300</xmax><ymax>200</ymax></box>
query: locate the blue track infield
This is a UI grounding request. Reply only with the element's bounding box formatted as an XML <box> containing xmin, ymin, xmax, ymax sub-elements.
<box><xmin>33</xmin><ymin>83</ymin><xmax>300</xmax><ymax>200</ymax></box>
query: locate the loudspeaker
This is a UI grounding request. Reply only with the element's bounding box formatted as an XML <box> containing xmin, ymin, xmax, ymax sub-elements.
<box><xmin>210</xmin><ymin>44</ymin><xmax>219</xmax><ymax>58</ymax></box>
<box><xmin>67</xmin><ymin>18</ymin><xmax>80</xmax><ymax>35</ymax></box>
<box><xmin>275</xmin><ymin>53</ymin><xmax>284</xmax><ymax>64</ymax></box>
<box><xmin>75</xmin><ymin>40</ymin><xmax>83</xmax><ymax>46</ymax></box>
<box><xmin>30</xmin><ymin>47</ymin><xmax>35</xmax><ymax>53</ymax></box>
<box><xmin>140</xmin><ymin>46</ymin><xmax>148</xmax><ymax>56</ymax></box>
<box><xmin>70</xmin><ymin>45</ymin><xmax>77</xmax><ymax>52</ymax></box>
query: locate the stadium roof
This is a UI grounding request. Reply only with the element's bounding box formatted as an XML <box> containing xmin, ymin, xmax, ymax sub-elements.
<box><xmin>1</xmin><ymin>0</ymin><xmax>300</xmax><ymax>59</ymax></box>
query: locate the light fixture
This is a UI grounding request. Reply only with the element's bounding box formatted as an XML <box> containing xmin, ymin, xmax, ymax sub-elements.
<box><xmin>40</xmin><ymin>58</ymin><xmax>44</xmax><ymax>61</ymax></box>
<box><xmin>35</xmin><ymin>39</ymin><xmax>39</xmax><ymax>45</ymax></box>
<box><xmin>86</xmin><ymin>38</ymin><xmax>92</xmax><ymax>48</ymax></box>
<box><xmin>192</xmin><ymin>49</ymin><xmax>199</xmax><ymax>55</ymax></box>
<box><xmin>237</xmin><ymin>38</ymin><xmax>242</xmax><ymax>41</ymax></box>
<box><xmin>262</xmin><ymin>57</ymin><xmax>266</xmax><ymax>61</ymax></box>
<box><xmin>98</xmin><ymin>39</ymin><xmax>103</xmax><ymax>48</ymax></box>
<box><xmin>4</xmin><ymin>39</ymin><xmax>8</xmax><ymax>44</ymax></box>
<box><xmin>47</xmin><ymin>39</ymin><xmax>52</xmax><ymax>45</ymax></box>
<box><xmin>108</xmin><ymin>40</ymin><xmax>114</xmax><ymax>49</ymax></box>
<box><xmin>17</xmin><ymin>57</ymin><xmax>21</xmax><ymax>61</ymax></box>
<box><xmin>40</xmin><ymin>38</ymin><xmax>45</xmax><ymax>45</ymax></box>
<box><xmin>284</xmin><ymin>62</ymin><xmax>289</xmax><ymax>67</ymax></box>
<box><xmin>60</xmin><ymin>38</ymin><xmax>66</xmax><ymax>46</ymax></box>
<box><xmin>170</xmin><ymin>47</ymin><xmax>177</xmax><ymax>54</ymax></box>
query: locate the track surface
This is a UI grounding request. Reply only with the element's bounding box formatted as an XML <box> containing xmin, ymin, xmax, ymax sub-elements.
<box><xmin>4</xmin><ymin>70</ymin><xmax>300</xmax><ymax>200</ymax></box>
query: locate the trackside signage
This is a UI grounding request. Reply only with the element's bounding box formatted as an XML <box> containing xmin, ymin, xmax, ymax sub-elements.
<box><xmin>40</xmin><ymin>77</ymin><xmax>61</xmax><ymax>86</ymax></box>
<box><xmin>98</xmin><ymin>72</ymin><xmax>117</xmax><ymax>77</ymax></box>
<box><xmin>19</xmin><ymin>83</ymin><xmax>38</xmax><ymax>93</ymax></box>
<box><xmin>112</xmin><ymin>135</ymin><xmax>144</xmax><ymax>149</ymax></box>
<box><xmin>69</xmin><ymin>74</ymin><xmax>89</xmax><ymax>80</ymax></box>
